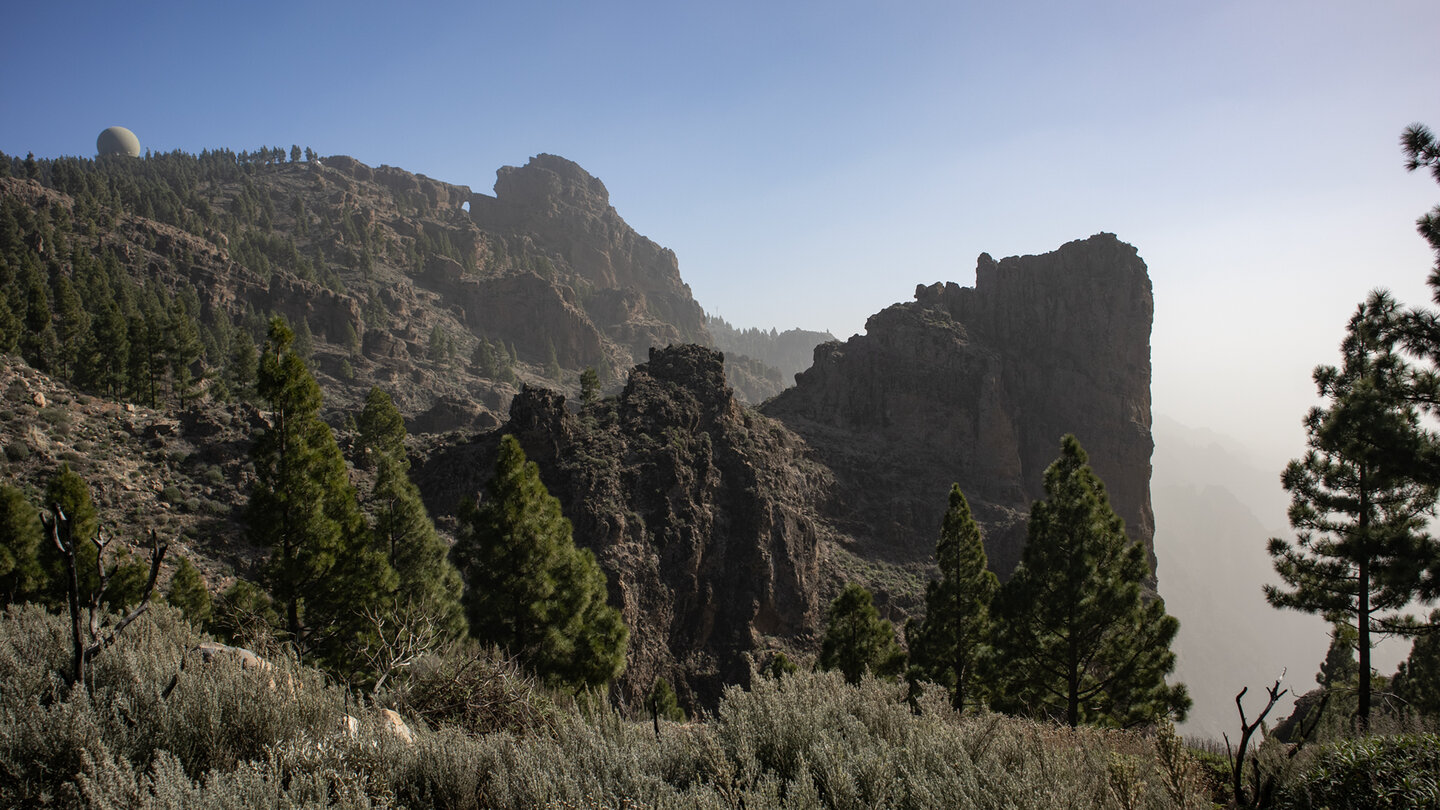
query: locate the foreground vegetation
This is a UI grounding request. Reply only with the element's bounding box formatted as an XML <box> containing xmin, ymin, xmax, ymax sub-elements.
<box><xmin>0</xmin><ymin>602</ymin><xmax>1219</xmax><ymax>810</ymax></box>
<box><xmin>6</xmin><ymin>603</ymin><xmax>1435</xmax><ymax>809</ymax></box>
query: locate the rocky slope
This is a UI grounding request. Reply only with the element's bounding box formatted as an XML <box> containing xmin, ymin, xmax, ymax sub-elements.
<box><xmin>0</xmin><ymin>355</ymin><xmax>260</xmax><ymax>588</ymax></box>
<box><xmin>0</xmin><ymin>151</ymin><xmax>723</xmax><ymax>431</ymax></box>
<box><xmin>763</xmin><ymin>234</ymin><xmax>1155</xmax><ymax>580</ymax></box>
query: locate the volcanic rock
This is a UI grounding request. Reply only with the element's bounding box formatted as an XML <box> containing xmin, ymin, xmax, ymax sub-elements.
<box><xmin>763</xmin><ymin>233</ymin><xmax>1155</xmax><ymax>579</ymax></box>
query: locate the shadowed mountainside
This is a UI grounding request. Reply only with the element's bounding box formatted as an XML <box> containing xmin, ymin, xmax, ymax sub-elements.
<box><xmin>763</xmin><ymin>234</ymin><xmax>1155</xmax><ymax>581</ymax></box>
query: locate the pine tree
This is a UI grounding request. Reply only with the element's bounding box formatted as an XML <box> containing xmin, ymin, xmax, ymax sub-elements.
<box><xmin>227</xmin><ymin>330</ymin><xmax>258</xmax><ymax>401</ymax></box>
<box><xmin>580</xmin><ymin>367</ymin><xmax>601</xmax><ymax>408</ymax></box>
<box><xmin>649</xmin><ymin>676</ymin><xmax>686</xmax><ymax>722</ymax></box>
<box><xmin>545</xmin><ymin>340</ymin><xmax>562</xmax><ymax>381</ymax></box>
<box><xmin>1392</xmin><ymin>611</ymin><xmax>1440</xmax><ymax>719</ymax></box>
<box><xmin>0</xmin><ymin>290</ymin><xmax>20</xmax><ymax>354</ymax></box>
<box><xmin>906</xmin><ymin>484</ymin><xmax>998</xmax><ymax>710</ymax></box>
<box><xmin>87</xmin><ymin>295</ymin><xmax>129</xmax><ymax>398</ymax></box>
<box><xmin>1316</xmin><ymin>621</ymin><xmax>1359</xmax><ymax>690</ymax></box>
<box><xmin>371</xmin><ymin>454</ymin><xmax>467</xmax><ymax>638</ymax></box>
<box><xmin>0</xmin><ymin>484</ymin><xmax>44</xmax><ymax>604</ymax></box>
<box><xmin>356</xmin><ymin>387</ymin><xmax>406</xmax><ymax>469</ymax></box>
<box><xmin>358</xmin><ymin>388</ymin><xmax>466</xmax><ymax>640</ymax></box>
<box><xmin>1266</xmin><ymin>292</ymin><xmax>1440</xmax><ymax>729</ymax></box>
<box><xmin>210</xmin><ymin>579</ymin><xmax>280</xmax><ymax>649</ymax></box>
<box><xmin>168</xmin><ymin>299</ymin><xmax>203</xmax><ymax>407</ymax></box>
<box><xmin>166</xmin><ymin>556</ymin><xmax>212</xmax><ymax>626</ymax></box>
<box><xmin>248</xmin><ymin>317</ymin><xmax>395</xmax><ymax>671</ymax></box>
<box><xmin>37</xmin><ymin>464</ymin><xmax>100</xmax><ymax>608</ymax></box>
<box><xmin>20</xmin><ymin>269</ymin><xmax>56</xmax><ymax>373</ymax></box>
<box><xmin>818</xmin><ymin>583</ymin><xmax>905</xmax><ymax>684</ymax></box>
<box><xmin>450</xmin><ymin>434</ymin><xmax>627</xmax><ymax>691</ymax></box>
<box><xmin>991</xmin><ymin>435</ymin><xmax>1189</xmax><ymax>727</ymax></box>
<box><xmin>52</xmin><ymin>275</ymin><xmax>89</xmax><ymax>382</ymax></box>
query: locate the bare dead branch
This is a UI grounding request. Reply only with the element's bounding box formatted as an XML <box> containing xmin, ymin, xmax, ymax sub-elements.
<box><xmin>358</xmin><ymin>600</ymin><xmax>444</xmax><ymax>695</ymax></box>
<box><xmin>43</xmin><ymin>505</ymin><xmax>86</xmax><ymax>686</ymax></box>
<box><xmin>1230</xmin><ymin>673</ymin><xmax>1288</xmax><ymax>809</ymax></box>
<box><xmin>87</xmin><ymin>529</ymin><xmax>168</xmax><ymax>659</ymax></box>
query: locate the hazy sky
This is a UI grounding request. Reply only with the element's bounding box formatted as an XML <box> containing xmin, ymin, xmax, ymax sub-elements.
<box><xmin>2</xmin><ymin>0</ymin><xmax>1437</xmax><ymax>477</ymax></box>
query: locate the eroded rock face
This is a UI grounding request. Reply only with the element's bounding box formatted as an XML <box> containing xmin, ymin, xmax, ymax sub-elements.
<box><xmin>469</xmin><ymin>155</ymin><xmax>710</xmax><ymax>361</ymax></box>
<box><xmin>763</xmin><ymin>233</ymin><xmax>1155</xmax><ymax>580</ymax></box>
<box><xmin>414</xmin><ymin>345</ymin><xmax>826</xmax><ymax>709</ymax></box>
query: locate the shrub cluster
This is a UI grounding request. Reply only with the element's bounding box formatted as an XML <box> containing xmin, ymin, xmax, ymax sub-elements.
<box><xmin>0</xmin><ymin>602</ymin><xmax>1225</xmax><ymax>809</ymax></box>
<box><xmin>1273</xmin><ymin>733</ymin><xmax>1440</xmax><ymax>809</ymax></box>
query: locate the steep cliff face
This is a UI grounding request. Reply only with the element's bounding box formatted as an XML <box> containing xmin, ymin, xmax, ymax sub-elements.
<box><xmin>469</xmin><ymin>155</ymin><xmax>710</xmax><ymax>363</ymax></box>
<box><xmin>412</xmin><ymin>345</ymin><xmax>827</xmax><ymax>708</ymax></box>
<box><xmin>763</xmin><ymin>234</ymin><xmax>1155</xmax><ymax>579</ymax></box>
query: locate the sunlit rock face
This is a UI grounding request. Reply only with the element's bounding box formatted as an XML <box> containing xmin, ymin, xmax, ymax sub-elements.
<box><xmin>469</xmin><ymin>154</ymin><xmax>710</xmax><ymax>363</ymax></box>
<box><xmin>763</xmin><ymin>233</ymin><xmax>1155</xmax><ymax>581</ymax></box>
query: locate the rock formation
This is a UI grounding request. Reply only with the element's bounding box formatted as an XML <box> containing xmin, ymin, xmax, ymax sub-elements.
<box><xmin>413</xmin><ymin>345</ymin><xmax>828</xmax><ymax>708</ymax></box>
<box><xmin>1</xmin><ymin>149</ymin><xmax>1160</xmax><ymax>714</ymax></box>
<box><xmin>763</xmin><ymin>233</ymin><xmax>1155</xmax><ymax>579</ymax></box>
<box><xmin>469</xmin><ymin>154</ymin><xmax>710</xmax><ymax>365</ymax></box>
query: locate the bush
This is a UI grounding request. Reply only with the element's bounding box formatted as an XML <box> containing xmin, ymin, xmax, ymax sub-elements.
<box><xmin>1275</xmin><ymin>733</ymin><xmax>1440</xmax><ymax>809</ymax></box>
<box><xmin>0</xmin><ymin>603</ymin><xmax>348</xmax><ymax>808</ymax></box>
<box><xmin>0</xmin><ymin>604</ymin><xmax>1216</xmax><ymax>809</ymax></box>
<box><xmin>38</xmin><ymin>406</ymin><xmax>71</xmax><ymax>431</ymax></box>
<box><xmin>387</xmin><ymin>641</ymin><xmax>554</xmax><ymax>735</ymax></box>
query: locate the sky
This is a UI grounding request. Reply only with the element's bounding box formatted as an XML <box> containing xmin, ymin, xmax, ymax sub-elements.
<box><xmin>2</xmin><ymin>2</ymin><xmax>1436</xmax><ymax>473</ymax></box>
<box><xmin>2</xmin><ymin>1</ymin><xmax>1438</xmax><ymax>651</ymax></box>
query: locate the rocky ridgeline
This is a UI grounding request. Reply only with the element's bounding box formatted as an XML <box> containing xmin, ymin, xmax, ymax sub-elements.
<box><xmin>763</xmin><ymin>233</ymin><xmax>1155</xmax><ymax>578</ymax></box>
<box><xmin>2</xmin><ymin>148</ymin><xmax>1156</xmax><ymax>710</ymax></box>
<box><xmin>413</xmin><ymin>232</ymin><xmax>1156</xmax><ymax>705</ymax></box>
<box><xmin>0</xmin><ymin>151</ymin><xmax>731</xmax><ymax>430</ymax></box>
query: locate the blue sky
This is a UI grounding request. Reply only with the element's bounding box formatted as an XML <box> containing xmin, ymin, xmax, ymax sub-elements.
<box><xmin>2</xmin><ymin>0</ymin><xmax>1438</xmax><ymax>470</ymax></box>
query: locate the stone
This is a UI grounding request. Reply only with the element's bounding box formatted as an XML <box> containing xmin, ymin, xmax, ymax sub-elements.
<box><xmin>379</xmin><ymin>708</ymin><xmax>414</xmax><ymax>744</ymax></box>
<box><xmin>763</xmin><ymin>233</ymin><xmax>1155</xmax><ymax>580</ymax></box>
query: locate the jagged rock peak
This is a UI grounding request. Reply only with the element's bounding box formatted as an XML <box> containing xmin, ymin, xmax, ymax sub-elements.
<box><xmin>623</xmin><ymin>344</ymin><xmax>739</xmax><ymax>426</ymax></box>
<box><xmin>493</xmin><ymin>153</ymin><xmax>611</xmax><ymax>212</ymax></box>
<box><xmin>638</xmin><ymin>344</ymin><xmax>728</xmax><ymax>396</ymax></box>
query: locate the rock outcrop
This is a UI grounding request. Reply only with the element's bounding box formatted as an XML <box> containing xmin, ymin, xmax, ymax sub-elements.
<box><xmin>469</xmin><ymin>154</ymin><xmax>710</xmax><ymax>364</ymax></box>
<box><xmin>413</xmin><ymin>345</ymin><xmax>827</xmax><ymax>708</ymax></box>
<box><xmin>763</xmin><ymin>233</ymin><xmax>1155</xmax><ymax>579</ymax></box>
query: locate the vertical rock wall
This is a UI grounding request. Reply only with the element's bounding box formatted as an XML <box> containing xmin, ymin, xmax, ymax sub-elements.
<box><xmin>764</xmin><ymin>233</ymin><xmax>1155</xmax><ymax>579</ymax></box>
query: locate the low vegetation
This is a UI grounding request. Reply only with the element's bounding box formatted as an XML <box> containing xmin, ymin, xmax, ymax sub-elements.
<box><xmin>0</xmin><ymin>602</ymin><xmax>1226</xmax><ymax>809</ymax></box>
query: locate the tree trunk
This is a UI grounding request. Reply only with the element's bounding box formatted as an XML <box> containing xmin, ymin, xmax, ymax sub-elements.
<box><xmin>1358</xmin><ymin>556</ymin><xmax>1371</xmax><ymax>732</ymax></box>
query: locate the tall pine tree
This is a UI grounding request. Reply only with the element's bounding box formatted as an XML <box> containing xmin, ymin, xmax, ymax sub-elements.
<box><xmin>358</xmin><ymin>387</ymin><xmax>466</xmax><ymax>640</ymax></box>
<box><xmin>248</xmin><ymin>317</ymin><xmax>395</xmax><ymax>672</ymax></box>
<box><xmin>1392</xmin><ymin>610</ymin><xmax>1440</xmax><ymax>719</ymax></box>
<box><xmin>1266</xmin><ymin>292</ymin><xmax>1440</xmax><ymax>729</ymax></box>
<box><xmin>450</xmin><ymin>434</ymin><xmax>627</xmax><ymax>691</ymax></box>
<box><xmin>906</xmin><ymin>484</ymin><xmax>998</xmax><ymax>710</ymax></box>
<box><xmin>991</xmin><ymin>435</ymin><xmax>1189</xmax><ymax>727</ymax></box>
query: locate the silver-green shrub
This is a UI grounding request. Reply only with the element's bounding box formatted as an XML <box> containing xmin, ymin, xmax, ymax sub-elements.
<box><xmin>0</xmin><ymin>604</ymin><xmax>1225</xmax><ymax>809</ymax></box>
